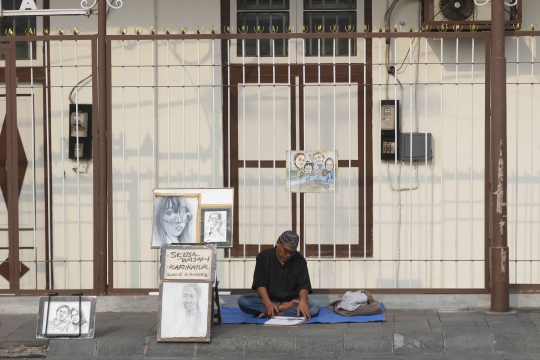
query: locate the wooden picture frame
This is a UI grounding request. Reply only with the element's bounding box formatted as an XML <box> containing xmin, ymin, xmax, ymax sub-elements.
<box><xmin>199</xmin><ymin>205</ymin><xmax>233</xmax><ymax>248</ymax></box>
<box><xmin>36</xmin><ymin>296</ymin><xmax>97</xmax><ymax>339</ymax></box>
<box><xmin>159</xmin><ymin>244</ymin><xmax>217</xmax><ymax>282</ymax></box>
<box><xmin>151</xmin><ymin>191</ymin><xmax>202</xmax><ymax>248</ymax></box>
<box><xmin>157</xmin><ymin>281</ymin><xmax>212</xmax><ymax>342</ymax></box>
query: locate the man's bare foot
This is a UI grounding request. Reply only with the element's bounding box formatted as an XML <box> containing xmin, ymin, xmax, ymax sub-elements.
<box><xmin>278</xmin><ymin>299</ymin><xmax>300</xmax><ymax>312</ymax></box>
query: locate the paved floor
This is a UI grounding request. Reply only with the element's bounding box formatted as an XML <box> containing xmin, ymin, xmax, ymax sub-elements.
<box><xmin>1</xmin><ymin>309</ymin><xmax>540</xmax><ymax>359</ymax></box>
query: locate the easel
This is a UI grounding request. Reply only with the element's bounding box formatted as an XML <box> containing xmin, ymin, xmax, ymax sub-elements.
<box><xmin>211</xmin><ymin>278</ymin><xmax>222</xmax><ymax>332</ymax></box>
<box><xmin>44</xmin><ymin>292</ymin><xmax>83</xmax><ymax>338</ymax></box>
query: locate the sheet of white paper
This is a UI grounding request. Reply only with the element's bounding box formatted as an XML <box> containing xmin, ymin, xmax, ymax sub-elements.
<box><xmin>264</xmin><ymin>316</ymin><xmax>306</xmax><ymax>326</ymax></box>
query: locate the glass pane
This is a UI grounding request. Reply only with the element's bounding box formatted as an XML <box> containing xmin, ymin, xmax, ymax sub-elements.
<box><xmin>238</xmin><ymin>0</ymin><xmax>289</xmax><ymax>10</ymax></box>
<box><xmin>304</xmin><ymin>0</ymin><xmax>355</xmax><ymax>10</ymax></box>
<box><xmin>304</xmin><ymin>12</ymin><xmax>356</xmax><ymax>56</ymax></box>
<box><xmin>237</xmin><ymin>12</ymin><xmax>289</xmax><ymax>57</ymax></box>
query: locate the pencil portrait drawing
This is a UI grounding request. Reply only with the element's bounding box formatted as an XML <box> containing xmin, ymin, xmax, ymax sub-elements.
<box><xmin>152</xmin><ymin>194</ymin><xmax>200</xmax><ymax>247</ymax></box>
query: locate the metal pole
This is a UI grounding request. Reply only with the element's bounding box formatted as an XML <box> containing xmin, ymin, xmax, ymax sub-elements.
<box><xmin>97</xmin><ymin>0</ymin><xmax>108</xmax><ymax>295</ymax></box>
<box><xmin>490</xmin><ymin>0</ymin><xmax>509</xmax><ymax>312</ymax></box>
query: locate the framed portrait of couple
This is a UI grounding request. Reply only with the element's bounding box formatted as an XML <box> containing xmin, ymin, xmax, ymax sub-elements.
<box><xmin>36</xmin><ymin>296</ymin><xmax>97</xmax><ymax>339</ymax></box>
<box><xmin>151</xmin><ymin>188</ymin><xmax>233</xmax><ymax>248</ymax></box>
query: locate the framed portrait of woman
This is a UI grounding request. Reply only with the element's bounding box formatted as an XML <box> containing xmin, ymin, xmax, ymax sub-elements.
<box><xmin>157</xmin><ymin>281</ymin><xmax>212</xmax><ymax>342</ymax></box>
<box><xmin>36</xmin><ymin>296</ymin><xmax>97</xmax><ymax>339</ymax></box>
<box><xmin>151</xmin><ymin>190</ymin><xmax>201</xmax><ymax>248</ymax></box>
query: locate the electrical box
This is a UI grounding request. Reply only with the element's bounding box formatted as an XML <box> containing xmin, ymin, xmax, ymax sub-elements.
<box><xmin>68</xmin><ymin>104</ymin><xmax>93</xmax><ymax>160</ymax></box>
<box><xmin>400</xmin><ymin>133</ymin><xmax>433</xmax><ymax>161</ymax></box>
<box><xmin>381</xmin><ymin>100</ymin><xmax>400</xmax><ymax>161</ymax></box>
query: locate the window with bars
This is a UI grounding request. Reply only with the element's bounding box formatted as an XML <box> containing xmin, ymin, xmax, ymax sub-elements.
<box><xmin>304</xmin><ymin>0</ymin><xmax>357</xmax><ymax>56</ymax></box>
<box><xmin>0</xmin><ymin>0</ymin><xmax>37</xmax><ymax>60</ymax></box>
<box><xmin>237</xmin><ymin>0</ymin><xmax>290</xmax><ymax>57</ymax></box>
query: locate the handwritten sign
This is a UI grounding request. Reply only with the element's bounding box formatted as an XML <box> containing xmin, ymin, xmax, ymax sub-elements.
<box><xmin>160</xmin><ymin>245</ymin><xmax>216</xmax><ymax>281</ymax></box>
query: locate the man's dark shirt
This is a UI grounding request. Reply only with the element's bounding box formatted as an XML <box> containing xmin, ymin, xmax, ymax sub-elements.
<box><xmin>251</xmin><ymin>247</ymin><xmax>313</xmax><ymax>303</ymax></box>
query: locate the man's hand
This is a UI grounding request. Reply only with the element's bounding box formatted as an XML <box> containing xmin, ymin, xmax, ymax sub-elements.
<box><xmin>297</xmin><ymin>299</ymin><xmax>311</xmax><ymax>320</ymax></box>
<box><xmin>264</xmin><ymin>301</ymin><xmax>279</xmax><ymax>318</ymax></box>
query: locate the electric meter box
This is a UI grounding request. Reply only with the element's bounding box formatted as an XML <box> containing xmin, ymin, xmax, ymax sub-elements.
<box><xmin>400</xmin><ymin>133</ymin><xmax>433</xmax><ymax>161</ymax></box>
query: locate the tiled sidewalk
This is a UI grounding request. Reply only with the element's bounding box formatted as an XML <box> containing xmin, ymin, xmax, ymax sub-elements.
<box><xmin>1</xmin><ymin>310</ymin><xmax>540</xmax><ymax>359</ymax></box>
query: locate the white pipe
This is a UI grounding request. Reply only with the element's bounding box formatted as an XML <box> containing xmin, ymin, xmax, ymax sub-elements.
<box><xmin>30</xmin><ymin>34</ymin><xmax>37</xmax><ymax>289</ymax></box>
<box><xmin>515</xmin><ymin>36</ymin><xmax>519</xmax><ymax>283</ymax></box>
<box><xmin>409</xmin><ymin>36</ymin><xmax>413</xmax><ymax>288</ymax></box>
<box><xmin>44</xmin><ymin>41</ymin><xmax>53</xmax><ymax>288</ymax></box>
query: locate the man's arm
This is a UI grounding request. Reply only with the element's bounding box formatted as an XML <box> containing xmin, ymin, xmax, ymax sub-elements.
<box><xmin>296</xmin><ymin>289</ymin><xmax>311</xmax><ymax>319</ymax></box>
<box><xmin>257</xmin><ymin>287</ymin><xmax>278</xmax><ymax>318</ymax></box>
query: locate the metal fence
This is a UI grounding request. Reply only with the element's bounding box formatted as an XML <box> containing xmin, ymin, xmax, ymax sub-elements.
<box><xmin>1</xmin><ymin>30</ymin><xmax>538</xmax><ymax>294</ymax></box>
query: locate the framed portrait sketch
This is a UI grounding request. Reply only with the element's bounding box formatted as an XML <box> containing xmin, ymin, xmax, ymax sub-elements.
<box><xmin>199</xmin><ymin>206</ymin><xmax>233</xmax><ymax>247</ymax></box>
<box><xmin>36</xmin><ymin>296</ymin><xmax>97</xmax><ymax>339</ymax></box>
<box><xmin>158</xmin><ymin>281</ymin><xmax>212</xmax><ymax>342</ymax></box>
<box><xmin>286</xmin><ymin>150</ymin><xmax>338</xmax><ymax>193</ymax></box>
<box><xmin>151</xmin><ymin>191</ymin><xmax>201</xmax><ymax>248</ymax></box>
<box><xmin>159</xmin><ymin>244</ymin><xmax>217</xmax><ymax>282</ymax></box>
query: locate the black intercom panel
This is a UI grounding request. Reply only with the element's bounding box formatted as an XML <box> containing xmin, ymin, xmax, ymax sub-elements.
<box><xmin>380</xmin><ymin>99</ymin><xmax>400</xmax><ymax>161</ymax></box>
<box><xmin>68</xmin><ymin>104</ymin><xmax>92</xmax><ymax>160</ymax></box>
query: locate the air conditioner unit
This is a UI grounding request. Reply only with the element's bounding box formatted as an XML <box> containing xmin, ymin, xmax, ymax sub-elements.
<box><xmin>423</xmin><ymin>0</ymin><xmax>521</xmax><ymax>30</ymax></box>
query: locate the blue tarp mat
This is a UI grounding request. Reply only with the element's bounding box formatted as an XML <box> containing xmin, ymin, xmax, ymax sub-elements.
<box><xmin>221</xmin><ymin>303</ymin><xmax>386</xmax><ymax>324</ymax></box>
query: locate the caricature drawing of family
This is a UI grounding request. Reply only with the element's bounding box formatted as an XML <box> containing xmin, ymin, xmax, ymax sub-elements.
<box><xmin>47</xmin><ymin>304</ymin><xmax>89</xmax><ymax>334</ymax></box>
<box><xmin>288</xmin><ymin>151</ymin><xmax>337</xmax><ymax>192</ymax></box>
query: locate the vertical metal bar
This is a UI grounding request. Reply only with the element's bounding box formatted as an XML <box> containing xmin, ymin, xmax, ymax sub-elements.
<box><xmin>514</xmin><ymin>36</ymin><xmax>519</xmax><ymax>283</ymax></box>
<box><xmin>288</xmin><ymin>38</ymin><xmax>291</xmax><ymax>230</ymax></box>
<box><xmin>424</xmin><ymin>37</ymin><xmax>429</xmax><ymax>287</ymax></box>
<box><xmin>212</xmin><ymin>38</ymin><xmax>216</xmax><ymax>188</ymax></box>
<box><xmin>530</xmin><ymin>35</ymin><xmax>535</xmax><ymax>284</ymax></box>
<box><xmin>242</xmin><ymin>38</ymin><xmax>246</xmax><ymax>288</ymax></box>
<box><xmin>152</xmin><ymin>38</ymin><xmax>157</xmax><ymax>288</ymax></box>
<box><xmin>317</xmin><ymin>37</ymin><xmax>321</xmax><ymax>286</ymax></box>
<box><xmin>379</xmin><ymin>37</ymin><xmax>383</xmax><ymax>287</ymax></box>
<box><xmin>272</xmin><ymin>38</ymin><xmax>276</xmax><ymax>242</ymax></box>
<box><xmin>122</xmin><ymin>40</ymin><xmax>126</xmax><ymax>287</ymax></box>
<box><xmin>137</xmin><ymin>40</ymin><xmax>141</xmax><ymax>286</ymax></box>
<box><xmin>393</xmin><ymin>37</ymin><xmax>398</xmax><ymax>288</ymax></box>
<box><xmin>182</xmin><ymin>40</ymin><xmax>186</xmax><ymax>187</ymax></box>
<box><xmin>74</xmin><ymin>39</ymin><xmax>81</xmax><ymax>288</ymax></box>
<box><xmin>29</xmin><ymin>32</ymin><xmax>37</xmax><ymax>288</ymax></box>
<box><xmin>167</xmin><ymin>39</ymin><xmax>171</xmax><ymax>187</ymax></box>
<box><xmin>6</xmin><ymin>40</ymin><xmax>20</xmax><ymax>291</ymax></box>
<box><xmin>455</xmin><ymin>37</ymin><xmax>459</xmax><ymax>287</ymax></box>
<box><xmin>471</xmin><ymin>37</ymin><xmax>475</xmax><ymax>286</ymax></box>
<box><xmin>227</xmin><ymin>39</ymin><xmax>231</xmax><ymax>285</ymax></box>
<box><xmin>97</xmin><ymin>0</ymin><xmax>108</xmax><ymax>294</ymax></box>
<box><xmin>363</xmin><ymin>37</ymin><xmax>367</xmax><ymax>288</ymax></box>
<box><xmin>349</xmin><ymin>31</ymin><xmax>353</xmax><ymax>287</ymax></box>
<box><xmin>409</xmin><ymin>36</ymin><xmax>413</xmax><ymax>289</ymax></box>
<box><xmin>302</xmin><ymin>39</ymin><xmax>306</xmax><ymax>256</ymax></box>
<box><xmin>197</xmin><ymin>39</ymin><xmax>201</xmax><ymax>187</ymax></box>
<box><xmin>440</xmin><ymin>37</ymin><xmax>444</xmax><ymax>288</ymax></box>
<box><xmin>45</xmin><ymin>41</ymin><xmax>53</xmax><ymax>288</ymax></box>
<box><xmin>257</xmin><ymin>38</ymin><xmax>261</xmax><ymax>254</ymax></box>
<box><xmin>59</xmin><ymin>40</ymin><xmax>67</xmax><ymax>288</ymax></box>
<box><xmin>333</xmin><ymin>37</ymin><xmax>336</xmax><ymax>286</ymax></box>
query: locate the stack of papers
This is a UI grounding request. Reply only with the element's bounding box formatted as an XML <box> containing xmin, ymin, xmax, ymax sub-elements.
<box><xmin>263</xmin><ymin>316</ymin><xmax>307</xmax><ymax>326</ymax></box>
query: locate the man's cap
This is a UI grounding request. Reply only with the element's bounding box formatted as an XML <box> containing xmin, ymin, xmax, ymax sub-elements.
<box><xmin>279</xmin><ymin>230</ymin><xmax>299</xmax><ymax>248</ymax></box>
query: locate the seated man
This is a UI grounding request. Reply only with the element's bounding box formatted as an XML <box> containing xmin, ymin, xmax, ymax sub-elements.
<box><xmin>238</xmin><ymin>231</ymin><xmax>321</xmax><ymax>319</ymax></box>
